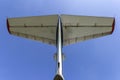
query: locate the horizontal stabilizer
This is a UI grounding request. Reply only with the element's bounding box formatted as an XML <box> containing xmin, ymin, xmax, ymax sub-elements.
<box><xmin>7</xmin><ymin>14</ymin><xmax>115</xmax><ymax>46</ymax></box>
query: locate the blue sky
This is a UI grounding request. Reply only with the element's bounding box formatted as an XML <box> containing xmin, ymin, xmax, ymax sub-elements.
<box><xmin>0</xmin><ymin>0</ymin><xmax>120</xmax><ymax>80</ymax></box>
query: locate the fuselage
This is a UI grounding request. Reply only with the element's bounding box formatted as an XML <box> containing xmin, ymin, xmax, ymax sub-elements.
<box><xmin>54</xmin><ymin>16</ymin><xmax>64</xmax><ymax>80</ymax></box>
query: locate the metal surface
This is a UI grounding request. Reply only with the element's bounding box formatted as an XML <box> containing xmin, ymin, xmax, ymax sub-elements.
<box><xmin>55</xmin><ymin>16</ymin><xmax>64</xmax><ymax>79</ymax></box>
<box><xmin>7</xmin><ymin>15</ymin><xmax>114</xmax><ymax>46</ymax></box>
<box><xmin>61</xmin><ymin>14</ymin><xmax>115</xmax><ymax>45</ymax></box>
<box><xmin>7</xmin><ymin>15</ymin><xmax>58</xmax><ymax>45</ymax></box>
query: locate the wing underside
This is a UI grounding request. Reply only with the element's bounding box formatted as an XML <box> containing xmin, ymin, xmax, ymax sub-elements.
<box><xmin>7</xmin><ymin>15</ymin><xmax>58</xmax><ymax>45</ymax></box>
<box><xmin>7</xmin><ymin>14</ymin><xmax>115</xmax><ymax>46</ymax></box>
<box><xmin>61</xmin><ymin>15</ymin><xmax>115</xmax><ymax>45</ymax></box>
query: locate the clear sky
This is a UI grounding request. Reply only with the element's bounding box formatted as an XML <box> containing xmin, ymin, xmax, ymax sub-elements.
<box><xmin>0</xmin><ymin>0</ymin><xmax>120</xmax><ymax>80</ymax></box>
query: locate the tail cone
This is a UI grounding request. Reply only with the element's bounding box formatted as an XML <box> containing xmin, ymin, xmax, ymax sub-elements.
<box><xmin>54</xmin><ymin>74</ymin><xmax>64</xmax><ymax>80</ymax></box>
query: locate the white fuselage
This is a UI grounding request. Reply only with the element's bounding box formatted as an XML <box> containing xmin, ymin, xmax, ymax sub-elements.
<box><xmin>54</xmin><ymin>16</ymin><xmax>64</xmax><ymax>80</ymax></box>
<box><xmin>57</xmin><ymin>16</ymin><xmax>63</xmax><ymax>75</ymax></box>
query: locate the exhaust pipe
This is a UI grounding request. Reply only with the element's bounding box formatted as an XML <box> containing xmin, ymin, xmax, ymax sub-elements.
<box><xmin>54</xmin><ymin>74</ymin><xmax>64</xmax><ymax>80</ymax></box>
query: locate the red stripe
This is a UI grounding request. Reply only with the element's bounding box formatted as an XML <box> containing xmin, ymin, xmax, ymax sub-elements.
<box><xmin>111</xmin><ymin>18</ymin><xmax>115</xmax><ymax>33</ymax></box>
<box><xmin>7</xmin><ymin>19</ymin><xmax>11</xmax><ymax>34</ymax></box>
